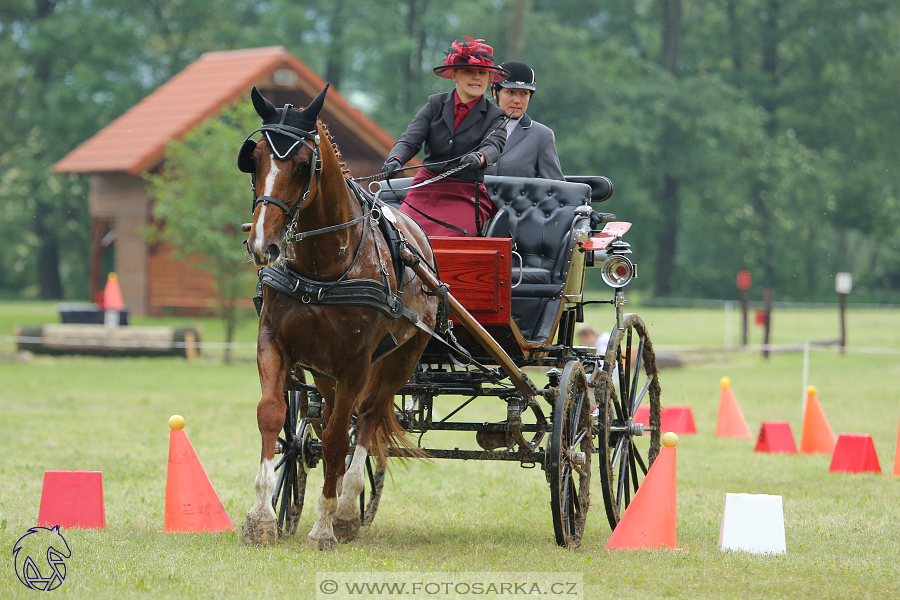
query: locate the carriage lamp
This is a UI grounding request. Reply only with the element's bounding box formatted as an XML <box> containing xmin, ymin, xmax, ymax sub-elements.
<box><xmin>601</xmin><ymin>255</ymin><xmax>635</xmax><ymax>288</ymax></box>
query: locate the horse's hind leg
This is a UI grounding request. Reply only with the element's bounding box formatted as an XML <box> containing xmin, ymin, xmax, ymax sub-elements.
<box><xmin>242</xmin><ymin>328</ymin><xmax>287</xmax><ymax>546</ymax></box>
<box><xmin>333</xmin><ymin>443</ymin><xmax>369</xmax><ymax>542</ymax></box>
<box><xmin>307</xmin><ymin>377</ymin><xmax>359</xmax><ymax>550</ymax></box>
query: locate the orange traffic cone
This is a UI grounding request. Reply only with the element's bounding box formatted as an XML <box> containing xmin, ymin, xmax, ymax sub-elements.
<box><xmin>799</xmin><ymin>386</ymin><xmax>835</xmax><ymax>454</ymax></box>
<box><xmin>716</xmin><ymin>377</ymin><xmax>752</xmax><ymax>438</ymax></box>
<box><xmin>163</xmin><ymin>415</ymin><xmax>235</xmax><ymax>533</ymax></box>
<box><xmin>892</xmin><ymin>405</ymin><xmax>900</xmax><ymax>477</ymax></box>
<box><xmin>604</xmin><ymin>433</ymin><xmax>678</xmax><ymax>550</ymax></box>
<box><xmin>103</xmin><ymin>272</ymin><xmax>125</xmax><ymax>311</ymax></box>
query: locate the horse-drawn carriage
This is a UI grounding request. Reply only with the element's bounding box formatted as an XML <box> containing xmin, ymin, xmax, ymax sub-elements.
<box><xmin>240</xmin><ymin>85</ymin><xmax>661</xmax><ymax>550</ymax></box>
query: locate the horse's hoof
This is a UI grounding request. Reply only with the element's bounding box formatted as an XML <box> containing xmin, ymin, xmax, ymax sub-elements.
<box><xmin>306</xmin><ymin>534</ymin><xmax>338</xmax><ymax>551</ymax></box>
<box><xmin>333</xmin><ymin>516</ymin><xmax>361</xmax><ymax>543</ymax></box>
<box><xmin>242</xmin><ymin>515</ymin><xmax>277</xmax><ymax>546</ymax></box>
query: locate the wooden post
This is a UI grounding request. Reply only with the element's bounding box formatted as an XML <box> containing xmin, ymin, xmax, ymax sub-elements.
<box><xmin>839</xmin><ymin>292</ymin><xmax>846</xmax><ymax>353</ymax></box>
<box><xmin>835</xmin><ymin>272</ymin><xmax>852</xmax><ymax>354</ymax></box>
<box><xmin>762</xmin><ymin>289</ymin><xmax>773</xmax><ymax>359</ymax></box>
<box><xmin>737</xmin><ymin>270</ymin><xmax>751</xmax><ymax>346</ymax></box>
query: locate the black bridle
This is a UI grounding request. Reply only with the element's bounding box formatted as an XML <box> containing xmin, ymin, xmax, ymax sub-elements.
<box><xmin>241</xmin><ymin>108</ymin><xmax>323</xmax><ymax>222</ymax></box>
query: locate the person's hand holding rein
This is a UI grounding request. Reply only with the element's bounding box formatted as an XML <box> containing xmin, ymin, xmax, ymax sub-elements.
<box><xmin>381</xmin><ymin>157</ymin><xmax>402</xmax><ymax>179</ymax></box>
<box><xmin>460</xmin><ymin>153</ymin><xmax>484</xmax><ymax>171</ymax></box>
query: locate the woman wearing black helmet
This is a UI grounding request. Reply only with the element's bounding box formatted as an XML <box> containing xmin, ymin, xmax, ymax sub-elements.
<box><xmin>485</xmin><ymin>61</ymin><xmax>564</xmax><ymax>180</ymax></box>
<box><xmin>382</xmin><ymin>37</ymin><xmax>509</xmax><ymax>237</ymax></box>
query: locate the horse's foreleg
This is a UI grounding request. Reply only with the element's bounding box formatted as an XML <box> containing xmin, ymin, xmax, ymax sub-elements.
<box><xmin>242</xmin><ymin>328</ymin><xmax>287</xmax><ymax>546</ymax></box>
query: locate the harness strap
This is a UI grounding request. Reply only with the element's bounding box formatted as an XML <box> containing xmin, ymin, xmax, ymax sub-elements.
<box><xmin>259</xmin><ymin>263</ymin><xmax>418</xmax><ymax>322</ymax></box>
<box><xmin>289</xmin><ymin>212</ymin><xmax>368</xmax><ymax>242</ymax></box>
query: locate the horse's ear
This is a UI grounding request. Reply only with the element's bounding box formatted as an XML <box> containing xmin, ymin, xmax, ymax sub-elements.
<box><xmin>295</xmin><ymin>83</ymin><xmax>329</xmax><ymax>131</ymax></box>
<box><xmin>251</xmin><ymin>86</ymin><xmax>277</xmax><ymax>119</ymax></box>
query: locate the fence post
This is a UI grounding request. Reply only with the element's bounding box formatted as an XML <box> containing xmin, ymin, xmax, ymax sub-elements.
<box><xmin>762</xmin><ymin>289</ymin><xmax>773</xmax><ymax>359</ymax></box>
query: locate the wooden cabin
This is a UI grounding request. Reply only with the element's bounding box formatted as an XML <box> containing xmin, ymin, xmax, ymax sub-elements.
<box><xmin>54</xmin><ymin>47</ymin><xmax>399</xmax><ymax>317</ymax></box>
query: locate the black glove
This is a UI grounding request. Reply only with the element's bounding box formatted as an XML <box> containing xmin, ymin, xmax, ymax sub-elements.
<box><xmin>460</xmin><ymin>153</ymin><xmax>483</xmax><ymax>171</ymax></box>
<box><xmin>381</xmin><ymin>157</ymin><xmax>402</xmax><ymax>179</ymax></box>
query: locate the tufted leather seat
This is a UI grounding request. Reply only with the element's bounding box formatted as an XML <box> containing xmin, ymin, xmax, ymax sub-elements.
<box><xmin>376</xmin><ymin>176</ymin><xmax>593</xmax><ymax>342</ymax></box>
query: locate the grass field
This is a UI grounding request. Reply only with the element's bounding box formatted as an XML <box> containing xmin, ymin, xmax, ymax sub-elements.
<box><xmin>1</xmin><ymin>301</ymin><xmax>899</xmax><ymax>598</ymax></box>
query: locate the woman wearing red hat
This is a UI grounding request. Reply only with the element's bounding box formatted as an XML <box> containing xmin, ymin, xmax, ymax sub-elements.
<box><xmin>382</xmin><ymin>37</ymin><xmax>510</xmax><ymax>237</ymax></box>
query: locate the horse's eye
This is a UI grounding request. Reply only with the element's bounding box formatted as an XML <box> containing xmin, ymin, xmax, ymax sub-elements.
<box><xmin>295</xmin><ymin>161</ymin><xmax>311</xmax><ymax>174</ymax></box>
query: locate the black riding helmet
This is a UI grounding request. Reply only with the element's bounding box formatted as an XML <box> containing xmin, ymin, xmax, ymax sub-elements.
<box><xmin>490</xmin><ymin>61</ymin><xmax>536</xmax><ymax>99</ymax></box>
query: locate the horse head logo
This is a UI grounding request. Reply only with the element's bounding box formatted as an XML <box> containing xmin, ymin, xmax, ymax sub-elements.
<box><xmin>12</xmin><ymin>525</ymin><xmax>71</xmax><ymax>591</ymax></box>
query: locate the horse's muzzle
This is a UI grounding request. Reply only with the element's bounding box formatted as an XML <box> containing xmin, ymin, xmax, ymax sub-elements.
<box><xmin>263</xmin><ymin>244</ymin><xmax>280</xmax><ymax>264</ymax></box>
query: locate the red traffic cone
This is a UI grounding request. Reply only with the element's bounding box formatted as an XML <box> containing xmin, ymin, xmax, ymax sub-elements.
<box><xmin>103</xmin><ymin>272</ymin><xmax>125</xmax><ymax>311</ymax></box>
<box><xmin>604</xmin><ymin>433</ymin><xmax>678</xmax><ymax>550</ymax></box>
<box><xmin>829</xmin><ymin>434</ymin><xmax>881</xmax><ymax>474</ymax></box>
<box><xmin>754</xmin><ymin>422</ymin><xmax>798</xmax><ymax>454</ymax></box>
<box><xmin>163</xmin><ymin>416</ymin><xmax>234</xmax><ymax>532</ymax></box>
<box><xmin>37</xmin><ymin>471</ymin><xmax>105</xmax><ymax>529</ymax></box>
<box><xmin>634</xmin><ymin>406</ymin><xmax>697</xmax><ymax>434</ymax></box>
<box><xmin>716</xmin><ymin>377</ymin><xmax>752</xmax><ymax>438</ymax></box>
<box><xmin>799</xmin><ymin>386</ymin><xmax>835</xmax><ymax>454</ymax></box>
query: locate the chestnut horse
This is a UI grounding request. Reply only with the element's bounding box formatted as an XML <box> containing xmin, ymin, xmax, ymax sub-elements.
<box><xmin>239</xmin><ymin>85</ymin><xmax>438</xmax><ymax>550</ymax></box>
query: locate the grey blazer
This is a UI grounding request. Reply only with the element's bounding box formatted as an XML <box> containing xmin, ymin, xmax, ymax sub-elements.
<box><xmin>484</xmin><ymin>113</ymin><xmax>564</xmax><ymax>180</ymax></box>
<box><xmin>388</xmin><ymin>92</ymin><xmax>507</xmax><ymax>183</ymax></box>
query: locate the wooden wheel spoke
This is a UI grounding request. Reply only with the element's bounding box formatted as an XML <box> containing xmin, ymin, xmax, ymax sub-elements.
<box><xmin>631</xmin><ymin>373</ymin><xmax>654</xmax><ymax>416</ymax></box>
<box><xmin>628</xmin><ymin>341</ymin><xmax>644</xmax><ymax>414</ymax></box>
<box><xmin>277</xmin><ymin>463</ymin><xmax>293</xmax><ymax>527</ymax></box>
<box><xmin>631</xmin><ymin>440</ymin><xmax>649</xmax><ymax>475</ymax></box>
<box><xmin>629</xmin><ymin>449</ymin><xmax>640</xmax><ymax>491</ymax></box>
<box><xmin>616</xmin><ymin>442</ymin><xmax>630</xmax><ymax>508</ymax></box>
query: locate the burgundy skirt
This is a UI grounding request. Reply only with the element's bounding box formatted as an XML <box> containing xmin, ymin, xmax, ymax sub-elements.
<box><xmin>398</xmin><ymin>168</ymin><xmax>496</xmax><ymax>237</ymax></box>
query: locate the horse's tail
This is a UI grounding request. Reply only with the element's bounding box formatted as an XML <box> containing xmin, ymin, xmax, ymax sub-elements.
<box><xmin>368</xmin><ymin>403</ymin><xmax>428</xmax><ymax>468</ymax></box>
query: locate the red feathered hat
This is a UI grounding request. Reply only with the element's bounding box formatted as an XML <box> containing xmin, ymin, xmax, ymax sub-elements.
<box><xmin>433</xmin><ymin>37</ymin><xmax>510</xmax><ymax>83</ymax></box>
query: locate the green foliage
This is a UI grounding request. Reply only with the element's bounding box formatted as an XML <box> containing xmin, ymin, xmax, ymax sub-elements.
<box><xmin>145</xmin><ymin>102</ymin><xmax>259</xmax><ymax>359</ymax></box>
<box><xmin>2</xmin><ymin>0</ymin><xmax>900</xmax><ymax>303</ymax></box>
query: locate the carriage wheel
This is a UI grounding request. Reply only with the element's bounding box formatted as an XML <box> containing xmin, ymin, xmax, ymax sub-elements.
<box><xmin>272</xmin><ymin>387</ymin><xmax>307</xmax><ymax>537</ymax></box>
<box><xmin>272</xmin><ymin>390</ymin><xmax>388</xmax><ymax>538</ymax></box>
<box><xmin>595</xmin><ymin>313</ymin><xmax>662</xmax><ymax>530</ymax></box>
<box><xmin>548</xmin><ymin>360</ymin><xmax>593</xmax><ymax>549</ymax></box>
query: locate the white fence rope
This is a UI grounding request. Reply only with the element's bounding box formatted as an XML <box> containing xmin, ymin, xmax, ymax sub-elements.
<box><xmin>2</xmin><ymin>335</ymin><xmax>255</xmax><ymax>350</ymax></box>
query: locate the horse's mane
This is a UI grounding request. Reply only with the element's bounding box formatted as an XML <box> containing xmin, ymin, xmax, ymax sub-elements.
<box><xmin>318</xmin><ymin>120</ymin><xmax>350</xmax><ymax>177</ymax></box>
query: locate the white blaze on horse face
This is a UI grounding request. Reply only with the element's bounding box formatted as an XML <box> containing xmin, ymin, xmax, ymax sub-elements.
<box><xmin>252</xmin><ymin>153</ymin><xmax>282</xmax><ymax>258</ymax></box>
<box><xmin>247</xmin><ymin>457</ymin><xmax>276</xmax><ymax>522</ymax></box>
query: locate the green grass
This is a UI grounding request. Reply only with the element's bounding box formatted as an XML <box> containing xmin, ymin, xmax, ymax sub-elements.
<box><xmin>1</xmin><ymin>301</ymin><xmax>900</xmax><ymax>598</ymax></box>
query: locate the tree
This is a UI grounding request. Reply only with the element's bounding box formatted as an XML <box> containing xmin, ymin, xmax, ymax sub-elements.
<box><xmin>145</xmin><ymin>102</ymin><xmax>259</xmax><ymax>362</ymax></box>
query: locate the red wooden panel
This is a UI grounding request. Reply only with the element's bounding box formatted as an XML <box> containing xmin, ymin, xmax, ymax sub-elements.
<box><xmin>430</xmin><ymin>237</ymin><xmax>511</xmax><ymax>326</ymax></box>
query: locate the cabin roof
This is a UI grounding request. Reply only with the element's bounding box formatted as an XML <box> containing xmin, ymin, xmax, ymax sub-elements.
<box><xmin>54</xmin><ymin>46</ymin><xmax>395</xmax><ymax>175</ymax></box>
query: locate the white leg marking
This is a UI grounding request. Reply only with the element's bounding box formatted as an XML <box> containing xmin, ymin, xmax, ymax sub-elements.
<box><xmin>335</xmin><ymin>445</ymin><xmax>368</xmax><ymax>520</ymax></box>
<box><xmin>247</xmin><ymin>457</ymin><xmax>276</xmax><ymax>522</ymax></box>
<box><xmin>252</xmin><ymin>154</ymin><xmax>281</xmax><ymax>256</ymax></box>
<box><xmin>307</xmin><ymin>494</ymin><xmax>337</xmax><ymax>542</ymax></box>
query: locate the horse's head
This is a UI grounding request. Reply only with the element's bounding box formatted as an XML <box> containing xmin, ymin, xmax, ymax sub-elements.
<box><xmin>239</xmin><ymin>85</ymin><xmax>329</xmax><ymax>266</ymax></box>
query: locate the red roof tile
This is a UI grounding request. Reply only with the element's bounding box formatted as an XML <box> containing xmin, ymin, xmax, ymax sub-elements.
<box><xmin>54</xmin><ymin>47</ymin><xmax>396</xmax><ymax>175</ymax></box>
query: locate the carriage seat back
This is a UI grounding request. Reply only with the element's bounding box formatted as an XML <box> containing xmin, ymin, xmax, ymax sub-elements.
<box><xmin>376</xmin><ymin>176</ymin><xmax>593</xmax><ymax>342</ymax></box>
